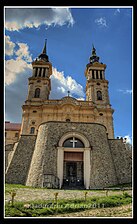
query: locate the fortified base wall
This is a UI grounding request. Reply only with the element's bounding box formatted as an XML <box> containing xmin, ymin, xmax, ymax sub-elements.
<box><xmin>5</xmin><ymin>122</ymin><xmax>132</xmax><ymax>188</ymax></box>
<box><xmin>109</xmin><ymin>139</ymin><xmax>132</xmax><ymax>184</ymax></box>
<box><xmin>5</xmin><ymin>135</ymin><xmax>36</xmax><ymax>184</ymax></box>
<box><xmin>26</xmin><ymin>122</ymin><xmax>131</xmax><ymax>188</ymax></box>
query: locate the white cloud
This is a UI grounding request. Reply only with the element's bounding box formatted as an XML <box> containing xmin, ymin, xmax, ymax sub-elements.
<box><xmin>117</xmin><ymin>135</ymin><xmax>132</xmax><ymax>144</ymax></box>
<box><xmin>5</xmin><ymin>8</ymin><xmax>74</xmax><ymax>31</ymax></box>
<box><xmin>95</xmin><ymin>17</ymin><xmax>108</xmax><ymax>27</ymax></box>
<box><xmin>114</xmin><ymin>9</ymin><xmax>120</xmax><ymax>15</ymax></box>
<box><xmin>5</xmin><ymin>35</ymin><xmax>15</xmax><ymax>56</ymax></box>
<box><xmin>5</xmin><ymin>35</ymin><xmax>84</xmax><ymax>102</ymax></box>
<box><xmin>117</xmin><ymin>89</ymin><xmax>132</xmax><ymax>94</ymax></box>
<box><xmin>5</xmin><ymin>37</ymin><xmax>33</xmax><ymax>85</ymax></box>
<box><xmin>5</xmin><ymin>59</ymin><xmax>32</xmax><ymax>85</ymax></box>
<box><xmin>123</xmin><ymin>135</ymin><xmax>132</xmax><ymax>144</ymax></box>
<box><xmin>15</xmin><ymin>43</ymin><xmax>32</xmax><ymax>62</ymax></box>
<box><xmin>50</xmin><ymin>67</ymin><xmax>85</xmax><ymax>100</ymax></box>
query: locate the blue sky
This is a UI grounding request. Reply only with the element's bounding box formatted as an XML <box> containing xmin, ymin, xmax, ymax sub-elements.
<box><xmin>4</xmin><ymin>6</ymin><xmax>132</xmax><ymax>143</ymax></box>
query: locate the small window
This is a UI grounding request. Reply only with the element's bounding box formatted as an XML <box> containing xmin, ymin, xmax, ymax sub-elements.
<box><xmin>33</xmin><ymin>111</ymin><xmax>37</xmax><ymax>113</ymax></box>
<box><xmin>99</xmin><ymin>113</ymin><xmax>103</xmax><ymax>116</ymax></box>
<box><xmin>32</xmin><ymin>121</ymin><xmax>35</xmax><ymax>125</ymax></box>
<box><xmin>30</xmin><ymin>127</ymin><xmax>35</xmax><ymax>134</ymax></box>
<box><xmin>97</xmin><ymin>91</ymin><xmax>102</xmax><ymax>100</ymax></box>
<box><xmin>15</xmin><ymin>133</ymin><xmax>19</xmax><ymax>137</ymax></box>
<box><xmin>97</xmin><ymin>83</ymin><xmax>100</xmax><ymax>85</ymax></box>
<box><xmin>66</xmin><ymin>119</ymin><xmax>70</xmax><ymax>122</ymax></box>
<box><xmin>34</xmin><ymin>88</ymin><xmax>40</xmax><ymax>98</ymax></box>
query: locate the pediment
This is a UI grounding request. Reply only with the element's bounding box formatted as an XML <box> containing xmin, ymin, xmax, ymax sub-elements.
<box><xmin>60</xmin><ymin>96</ymin><xmax>79</xmax><ymax>106</ymax></box>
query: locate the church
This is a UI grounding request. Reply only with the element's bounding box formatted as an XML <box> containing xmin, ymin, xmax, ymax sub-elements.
<box><xmin>5</xmin><ymin>41</ymin><xmax>132</xmax><ymax>189</ymax></box>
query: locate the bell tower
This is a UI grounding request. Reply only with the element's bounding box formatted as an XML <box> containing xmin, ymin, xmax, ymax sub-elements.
<box><xmin>27</xmin><ymin>39</ymin><xmax>52</xmax><ymax>101</ymax></box>
<box><xmin>85</xmin><ymin>45</ymin><xmax>114</xmax><ymax>138</ymax></box>
<box><xmin>85</xmin><ymin>45</ymin><xmax>110</xmax><ymax>105</ymax></box>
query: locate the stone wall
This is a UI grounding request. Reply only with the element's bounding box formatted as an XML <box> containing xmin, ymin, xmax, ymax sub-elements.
<box><xmin>6</xmin><ymin>121</ymin><xmax>132</xmax><ymax>188</ymax></box>
<box><xmin>26</xmin><ymin>124</ymin><xmax>49</xmax><ymax>187</ymax></box>
<box><xmin>5</xmin><ymin>135</ymin><xmax>36</xmax><ymax>184</ymax></box>
<box><xmin>109</xmin><ymin>139</ymin><xmax>132</xmax><ymax>184</ymax></box>
<box><xmin>26</xmin><ymin>121</ymin><xmax>118</xmax><ymax>188</ymax></box>
<box><xmin>5</xmin><ymin>144</ymin><xmax>14</xmax><ymax>171</ymax></box>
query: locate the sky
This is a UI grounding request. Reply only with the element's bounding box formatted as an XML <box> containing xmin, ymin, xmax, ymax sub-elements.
<box><xmin>4</xmin><ymin>6</ymin><xmax>133</xmax><ymax>143</ymax></box>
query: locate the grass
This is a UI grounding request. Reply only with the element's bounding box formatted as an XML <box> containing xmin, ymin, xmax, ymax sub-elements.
<box><xmin>5</xmin><ymin>183</ymin><xmax>48</xmax><ymax>194</ymax></box>
<box><xmin>5</xmin><ymin>192</ymin><xmax>132</xmax><ymax>217</ymax></box>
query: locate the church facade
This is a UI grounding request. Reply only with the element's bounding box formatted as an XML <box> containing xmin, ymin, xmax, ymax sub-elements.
<box><xmin>5</xmin><ymin>41</ymin><xmax>132</xmax><ymax>189</ymax></box>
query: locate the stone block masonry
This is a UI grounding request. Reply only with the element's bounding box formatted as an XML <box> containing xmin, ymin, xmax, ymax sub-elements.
<box><xmin>5</xmin><ymin>122</ymin><xmax>132</xmax><ymax>189</ymax></box>
<box><xmin>5</xmin><ymin>135</ymin><xmax>36</xmax><ymax>184</ymax></box>
<box><xmin>109</xmin><ymin>139</ymin><xmax>132</xmax><ymax>184</ymax></box>
<box><xmin>26</xmin><ymin>121</ymin><xmax>129</xmax><ymax>188</ymax></box>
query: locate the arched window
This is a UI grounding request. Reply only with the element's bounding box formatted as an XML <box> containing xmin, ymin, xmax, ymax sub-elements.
<box><xmin>66</xmin><ymin>119</ymin><xmax>70</xmax><ymax>122</ymax></box>
<box><xmin>63</xmin><ymin>137</ymin><xmax>84</xmax><ymax>148</ymax></box>
<box><xmin>30</xmin><ymin>127</ymin><xmax>35</xmax><ymax>134</ymax></box>
<box><xmin>97</xmin><ymin>91</ymin><xmax>102</xmax><ymax>100</ymax></box>
<box><xmin>34</xmin><ymin>88</ymin><xmax>40</xmax><ymax>98</ymax></box>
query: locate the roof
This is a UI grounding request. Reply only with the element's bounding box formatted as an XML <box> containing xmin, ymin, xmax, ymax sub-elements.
<box><xmin>5</xmin><ymin>121</ymin><xmax>21</xmax><ymax>131</ymax></box>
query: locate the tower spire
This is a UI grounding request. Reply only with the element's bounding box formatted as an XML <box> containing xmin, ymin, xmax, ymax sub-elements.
<box><xmin>89</xmin><ymin>44</ymin><xmax>99</xmax><ymax>63</ymax></box>
<box><xmin>92</xmin><ymin>44</ymin><xmax>96</xmax><ymax>56</ymax></box>
<box><xmin>38</xmin><ymin>39</ymin><xmax>49</xmax><ymax>62</ymax></box>
<box><xmin>42</xmin><ymin>39</ymin><xmax>47</xmax><ymax>54</ymax></box>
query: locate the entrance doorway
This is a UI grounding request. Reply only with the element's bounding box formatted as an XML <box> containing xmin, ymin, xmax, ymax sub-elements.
<box><xmin>63</xmin><ymin>152</ymin><xmax>84</xmax><ymax>188</ymax></box>
<box><xmin>66</xmin><ymin>162</ymin><xmax>77</xmax><ymax>186</ymax></box>
<box><xmin>57</xmin><ymin>132</ymin><xmax>91</xmax><ymax>189</ymax></box>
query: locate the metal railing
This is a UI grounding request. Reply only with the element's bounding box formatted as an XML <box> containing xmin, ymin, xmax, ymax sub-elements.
<box><xmin>43</xmin><ymin>174</ymin><xmax>60</xmax><ymax>189</ymax></box>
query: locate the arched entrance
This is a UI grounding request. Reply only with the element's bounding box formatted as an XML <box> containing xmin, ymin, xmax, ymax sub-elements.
<box><xmin>57</xmin><ymin>132</ymin><xmax>91</xmax><ymax>189</ymax></box>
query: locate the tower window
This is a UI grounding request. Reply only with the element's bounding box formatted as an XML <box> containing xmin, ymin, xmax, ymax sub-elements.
<box><xmin>30</xmin><ymin>127</ymin><xmax>35</xmax><ymax>134</ymax></box>
<box><xmin>35</xmin><ymin>68</ymin><xmax>38</xmax><ymax>77</ymax></box>
<box><xmin>97</xmin><ymin>91</ymin><xmax>102</xmax><ymax>100</ymax></box>
<box><xmin>34</xmin><ymin>88</ymin><xmax>40</xmax><ymax>98</ymax></box>
<box><xmin>43</xmin><ymin>69</ymin><xmax>45</xmax><ymax>77</ymax></box>
<box><xmin>96</xmin><ymin>70</ymin><xmax>99</xmax><ymax>79</ymax></box>
<box><xmin>92</xmin><ymin>70</ymin><xmax>95</xmax><ymax>79</ymax></box>
<box><xmin>38</xmin><ymin>68</ymin><xmax>42</xmax><ymax>77</ymax></box>
<box><xmin>100</xmin><ymin>71</ymin><xmax>103</xmax><ymax>79</ymax></box>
